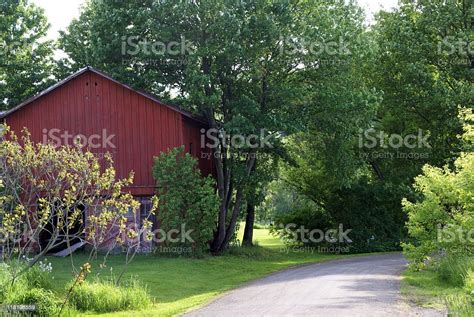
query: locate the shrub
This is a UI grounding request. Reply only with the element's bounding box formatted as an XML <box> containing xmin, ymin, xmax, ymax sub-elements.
<box><xmin>269</xmin><ymin>179</ymin><xmax>406</xmax><ymax>253</ymax></box>
<box><xmin>437</xmin><ymin>256</ymin><xmax>474</xmax><ymax>287</ymax></box>
<box><xmin>0</xmin><ymin>263</ymin><xmax>11</xmax><ymax>303</ymax></box>
<box><xmin>153</xmin><ymin>147</ymin><xmax>219</xmax><ymax>254</ymax></box>
<box><xmin>5</xmin><ymin>287</ymin><xmax>60</xmax><ymax>317</ymax></box>
<box><xmin>69</xmin><ymin>278</ymin><xmax>151</xmax><ymax>313</ymax></box>
<box><xmin>1</xmin><ymin>260</ymin><xmax>69</xmax><ymax>316</ymax></box>
<box><xmin>402</xmin><ymin>152</ymin><xmax>474</xmax><ymax>267</ymax></box>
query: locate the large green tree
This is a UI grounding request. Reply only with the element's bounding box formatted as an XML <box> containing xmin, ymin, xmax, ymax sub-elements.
<box><xmin>0</xmin><ymin>0</ymin><xmax>55</xmax><ymax>110</ymax></box>
<box><xmin>59</xmin><ymin>0</ymin><xmax>317</xmax><ymax>253</ymax></box>
<box><xmin>271</xmin><ymin>0</ymin><xmax>473</xmax><ymax>252</ymax></box>
<box><xmin>369</xmin><ymin>0</ymin><xmax>473</xmax><ymax>182</ymax></box>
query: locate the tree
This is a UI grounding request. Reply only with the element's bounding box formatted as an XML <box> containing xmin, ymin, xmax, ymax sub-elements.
<box><xmin>60</xmin><ymin>0</ymin><xmax>307</xmax><ymax>253</ymax></box>
<box><xmin>61</xmin><ymin>0</ymin><xmax>386</xmax><ymax>254</ymax></box>
<box><xmin>0</xmin><ymin>0</ymin><xmax>55</xmax><ymax>109</ymax></box>
<box><xmin>370</xmin><ymin>0</ymin><xmax>473</xmax><ymax>182</ymax></box>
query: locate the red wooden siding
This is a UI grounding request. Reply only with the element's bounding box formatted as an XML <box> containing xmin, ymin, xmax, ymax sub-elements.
<box><xmin>2</xmin><ymin>69</ymin><xmax>213</xmax><ymax>196</ymax></box>
<box><xmin>183</xmin><ymin>117</ymin><xmax>214</xmax><ymax>177</ymax></box>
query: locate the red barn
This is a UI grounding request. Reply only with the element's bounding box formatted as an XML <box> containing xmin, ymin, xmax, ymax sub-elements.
<box><xmin>0</xmin><ymin>66</ymin><xmax>213</xmax><ymax>253</ymax></box>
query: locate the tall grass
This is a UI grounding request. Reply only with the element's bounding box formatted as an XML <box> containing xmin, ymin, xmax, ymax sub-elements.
<box><xmin>437</xmin><ymin>256</ymin><xmax>474</xmax><ymax>287</ymax></box>
<box><xmin>68</xmin><ymin>277</ymin><xmax>151</xmax><ymax>313</ymax></box>
<box><xmin>0</xmin><ymin>262</ymin><xmax>64</xmax><ymax>316</ymax></box>
<box><xmin>436</xmin><ymin>256</ymin><xmax>474</xmax><ymax>315</ymax></box>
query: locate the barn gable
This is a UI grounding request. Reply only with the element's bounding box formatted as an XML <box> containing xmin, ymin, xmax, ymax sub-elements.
<box><xmin>1</xmin><ymin>67</ymin><xmax>212</xmax><ymax>196</ymax></box>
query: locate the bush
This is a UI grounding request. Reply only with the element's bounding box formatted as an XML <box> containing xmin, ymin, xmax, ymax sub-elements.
<box><xmin>437</xmin><ymin>256</ymin><xmax>474</xmax><ymax>287</ymax></box>
<box><xmin>69</xmin><ymin>278</ymin><xmax>151</xmax><ymax>313</ymax></box>
<box><xmin>153</xmin><ymin>147</ymin><xmax>219</xmax><ymax>254</ymax></box>
<box><xmin>0</xmin><ymin>263</ymin><xmax>11</xmax><ymax>303</ymax></box>
<box><xmin>465</xmin><ymin>270</ymin><xmax>474</xmax><ymax>292</ymax></box>
<box><xmin>402</xmin><ymin>152</ymin><xmax>474</xmax><ymax>267</ymax></box>
<box><xmin>269</xmin><ymin>179</ymin><xmax>406</xmax><ymax>253</ymax></box>
<box><xmin>0</xmin><ymin>259</ymin><xmax>61</xmax><ymax>316</ymax></box>
<box><xmin>5</xmin><ymin>287</ymin><xmax>61</xmax><ymax>317</ymax></box>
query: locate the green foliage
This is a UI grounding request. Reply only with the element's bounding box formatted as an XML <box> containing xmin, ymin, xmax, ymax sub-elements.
<box><xmin>465</xmin><ymin>271</ymin><xmax>474</xmax><ymax>292</ymax></box>
<box><xmin>69</xmin><ymin>278</ymin><xmax>151</xmax><ymax>313</ymax></box>
<box><xmin>0</xmin><ymin>0</ymin><xmax>55</xmax><ymax>109</ymax></box>
<box><xmin>402</xmin><ymin>151</ymin><xmax>474</xmax><ymax>266</ymax></box>
<box><xmin>325</xmin><ymin>181</ymin><xmax>408</xmax><ymax>253</ymax></box>
<box><xmin>0</xmin><ymin>261</ymin><xmax>62</xmax><ymax>317</ymax></box>
<box><xmin>445</xmin><ymin>293</ymin><xmax>473</xmax><ymax>317</ymax></box>
<box><xmin>402</xmin><ymin>112</ymin><xmax>474</xmax><ymax>317</ymax></box>
<box><xmin>370</xmin><ymin>0</ymin><xmax>471</xmax><ymax>181</ymax></box>
<box><xmin>269</xmin><ymin>179</ymin><xmax>406</xmax><ymax>253</ymax></box>
<box><xmin>23</xmin><ymin>262</ymin><xmax>53</xmax><ymax>290</ymax></box>
<box><xmin>437</xmin><ymin>257</ymin><xmax>474</xmax><ymax>288</ymax></box>
<box><xmin>153</xmin><ymin>147</ymin><xmax>219</xmax><ymax>254</ymax></box>
<box><xmin>0</xmin><ymin>263</ymin><xmax>10</xmax><ymax>303</ymax></box>
<box><xmin>5</xmin><ymin>287</ymin><xmax>60</xmax><ymax>317</ymax></box>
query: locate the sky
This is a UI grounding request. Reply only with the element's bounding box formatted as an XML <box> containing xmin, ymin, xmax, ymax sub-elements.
<box><xmin>32</xmin><ymin>0</ymin><xmax>400</xmax><ymax>41</ymax></box>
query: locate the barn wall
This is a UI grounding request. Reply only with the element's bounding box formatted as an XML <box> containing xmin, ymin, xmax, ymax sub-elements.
<box><xmin>182</xmin><ymin>117</ymin><xmax>214</xmax><ymax>177</ymax></box>
<box><xmin>3</xmin><ymin>71</ymin><xmax>206</xmax><ymax>196</ymax></box>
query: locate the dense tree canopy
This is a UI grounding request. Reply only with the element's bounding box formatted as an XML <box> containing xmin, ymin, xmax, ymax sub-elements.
<box><xmin>1</xmin><ymin>0</ymin><xmax>470</xmax><ymax>254</ymax></box>
<box><xmin>0</xmin><ymin>0</ymin><xmax>55</xmax><ymax>109</ymax></box>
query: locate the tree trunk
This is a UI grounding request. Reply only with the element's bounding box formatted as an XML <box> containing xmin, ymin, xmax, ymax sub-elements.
<box><xmin>242</xmin><ymin>202</ymin><xmax>255</xmax><ymax>246</ymax></box>
<box><xmin>211</xmin><ymin>153</ymin><xmax>256</xmax><ymax>254</ymax></box>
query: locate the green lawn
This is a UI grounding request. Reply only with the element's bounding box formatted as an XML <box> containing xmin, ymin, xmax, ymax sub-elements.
<box><xmin>48</xmin><ymin>227</ymin><xmax>354</xmax><ymax>316</ymax></box>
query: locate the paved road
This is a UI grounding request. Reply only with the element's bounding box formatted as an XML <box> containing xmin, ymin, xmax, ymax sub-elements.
<box><xmin>185</xmin><ymin>253</ymin><xmax>444</xmax><ymax>317</ymax></box>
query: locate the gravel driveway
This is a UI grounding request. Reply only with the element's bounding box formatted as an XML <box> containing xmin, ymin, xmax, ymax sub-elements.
<box><xmin>185</xmin><ymin>253</ymin><xmax>445</xmax><ymax>317</ymax></box>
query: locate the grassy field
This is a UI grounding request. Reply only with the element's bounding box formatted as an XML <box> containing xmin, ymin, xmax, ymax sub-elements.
<box><xmin>48</xmin><ymin>227</ymin><xmax>355</xmax><ymax>316</ymax></box>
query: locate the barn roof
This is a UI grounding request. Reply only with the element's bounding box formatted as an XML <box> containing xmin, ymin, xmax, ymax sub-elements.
<box><xmin>0</xmin><ymin>66</ymin><xmax>206</xmax><ymax>124</ymax></box>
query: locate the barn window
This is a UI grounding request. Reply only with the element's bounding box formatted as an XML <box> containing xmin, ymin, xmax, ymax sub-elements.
<box><xmin>189</xmin><ymin>142</ymin><xmax>193</xmax><ymax>155</ymax></box>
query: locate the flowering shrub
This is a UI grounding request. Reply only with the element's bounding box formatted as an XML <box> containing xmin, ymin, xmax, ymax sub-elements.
<box><xmin>0</xmin><ymin>126</ymin><xmax>147</xmax><ymax>283</ymax></box>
